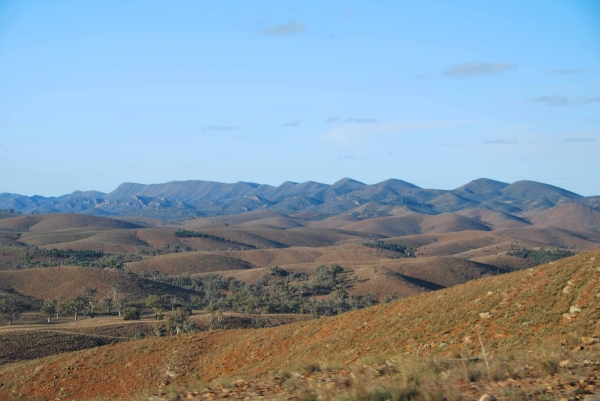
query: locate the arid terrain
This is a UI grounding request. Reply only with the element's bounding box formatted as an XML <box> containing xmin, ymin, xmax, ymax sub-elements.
<box><xmin>0</xmin><ymin>178</ymin><xmax>599</xmax><ymax>400</ymax></box>
<box><xmin>1</xmin><ymin>246</ymin><xmax>600</xmax><ymax>400</ymax></box>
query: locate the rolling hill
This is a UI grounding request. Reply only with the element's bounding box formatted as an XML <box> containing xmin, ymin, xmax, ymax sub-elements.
<box><xmin>0</xmin><ymin>214</ymin><xmax>139</xmax><ymax>232</ymax></box>
<box><xmin>2</xmin><ymin>248</ymin><xmax>599</xmax><ymax>400</ymax></box>
<box><xmin>0</xmin><ymin>266</ymin><xmax>198</xmax><ymax>303</ymax></box>
<box><xmin>1</xmin><ymin>177</ymin><xmax>597</xmax><ymax>219</ymax></box>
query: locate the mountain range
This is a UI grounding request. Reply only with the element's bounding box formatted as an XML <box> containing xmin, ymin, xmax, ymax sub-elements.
<box><xmin>2</xmin><ymin>178</ymin><xmax>599</xmax><ymax>220</ymax></box>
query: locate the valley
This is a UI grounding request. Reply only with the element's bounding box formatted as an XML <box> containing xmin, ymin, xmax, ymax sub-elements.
<box><xmin>0</xmin><ymin>178</ymin><xmax>599</xmax><ymax>400</ymax></box>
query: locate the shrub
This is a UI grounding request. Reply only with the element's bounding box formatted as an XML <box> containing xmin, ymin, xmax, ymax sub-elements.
<box><xmin>267</xmin><ymin>266</ymin><xmax>289</xmax><ymax>276</ymax></box>
<box><xmin>383</xmin><ymin>292</ymin><xmax>400</xmax><ymax>304</ymax></box>
<box><xmin>166</xmin><ymin>306</ymin><xmax>193</xmax><ymax>335</ymax></box>
<box><xmin>134</xmin><ymin>332</ymin><xmax>145</xmax><ymax>340</ymax></box>
<box><xmin>123</xmin><ymin>307</ymin><xmax>140</xmax><ymax>320</ymax></box>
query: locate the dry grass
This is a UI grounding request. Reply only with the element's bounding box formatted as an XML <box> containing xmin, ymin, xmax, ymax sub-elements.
<box><xmin>0</xmin><ymin>265</ymin><xmax>199</xmax><ymax>302</ymax></box>
<box><xmin>0</xmin><ymin>214</ymin><xmax>139</xmax><ymax>232</ymax></box>
<box><xmin>126</xmin><ymin>252</ymin><xmax>255</xmax><ymax>275</ymax></box>
<box><xmin>170</xmin><ymin>347</ymin><xmax>599</xmax><ymax>400</ymax></box>
<box><xmin>17</xmin><ymin>228</ymin><xmax>110</xmax><ymax>247</ymax></box>
<box><xmin>338</xmin><ymin>214</ymin><xmax>491</xmax><ymax>238</ymax></box>
<box><xmin>1</xmin><ymin>249</ymin><xmax>599</xmax><ymax>400</ymax></box>
<box><xmin>0</xmin><ymin>331</ymin><xmax>126</xmax><ymax>363</ymax></box>
<box><xmin>526</xmin><ymin>203</ymin><xmax>600</xmax><ymax>230</ymax></box>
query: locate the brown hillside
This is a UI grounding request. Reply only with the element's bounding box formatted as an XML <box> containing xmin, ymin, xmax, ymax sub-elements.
<box><xmin>0</xmin><ymin>214</ymin><xmax>139</xmax><ymax>232</ymax></box>
<box><xmin>525</xmin><ymin>203</ymin><xmax>600</xmax><ymax>231</ymax></box>
<box><xmin>197</xmin><ymin>254</ymin><xmax>498</xmax><ymax>298</ymax></box>
<box><xmin>306</xmin><ymin>213</ymin><xmax>362</xmax><ymax>229</ymax></box>
<box><xmin>239</xmin><ymin>216</ymin><xmax>308</xmax><ymax>230</ymax></box>
<box><xmin>452</xmin><ymin>242</ymin><xmax>524</xmax><ymax>259</ymax></box>
<box><xmin>2</xmin><ymin>249</ymin><xmax>600</xmax><ymax>400</ymax></box>
<box><xmin>496</xmin><ymin>225</ymin><xmax>600</xmax><ymax>251</ymax></box>
<box><xmin>16</xmin><ymin>228</ymin><xmax>109</xmax><ymax>247</ymax></box>
<box><xmin>470</xmin><ymin>254</ymin><xmax>538</xmax><ymax>270</ymax></box>
<box><xmin>0</xmin><ymin>330</ymin><xmax>126</xmax><ymax>363</ymax></box>
<box><xmin>0</xmin><ymin>212</ymin><xmax>18</xmax><ymax>220</ymax></box>
<box><xmin>126</xmin><ymin>252</ymin><xmax>255</xmax><ymax>275</ymax></box>
<box><xmin>181</xmin><ymin>210</ymin><xmax>283</xmax><ymax>228</ymax></box>
<box><xmin>455</xmin><ymin>208</ymin><xmax>530</xmax><ymax>229</ymax></box>
<box><xmin>413</xmin><ymin>232</ymin><xmax>508</xmax><ymax>256</ymax></box>
<box><xmin>113</xmin><ymin>216</ymin><xmax>177</xmax><ymax>227</ymax></box>
<box><xmin>134</xmin><ymin>228</ymin><xmax>253</xmax><ymax>251</ymax></box>
<box><xmin>185</xmin><ymin>227</ymin><xmax>365</xmax><ymax>248</ymax></box>
<box><xmin>215</xmin><ymin>244</ymin><xmax>384</xmax><ymax>267</ymax></box>
<box><xmin>30</xmin><ymin>229</ymin><xmax>151</xmax><ymax>253</ymax></box>
<box><xmin>0</xmin><ymin>232</ymin><xmax>25</xmax><ymax>247</ymax></box>
<box><xmin>340</xmin><ymin>214</ymin><xmax>491</xmax><ymax>237</ymax></box>
<box><xmin>377</xmin><ymin>256</ymin><xmax>499</xmax><ymax>288</ymax></box>
<box><xmin>346</xmin><ymin>266</ymin><xmax>429</xmax><ymax>298</ymax></box>
<box><xmin>0</xmin><ymin>266</ymin><xmax>198</xmax><ymax>302</ymax></box>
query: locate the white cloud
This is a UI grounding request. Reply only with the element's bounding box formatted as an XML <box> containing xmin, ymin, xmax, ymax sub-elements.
<box><xmin>284</xmin><ymin>119</ymin><xmax>301</xmax><ymax>127</ymax></box>
<box><xmin>444</xmin><ymin>62</ymin><xmax>517</xmax><ymax>78</ymax></box>
<box><xmin>201</xmin><ymin>126</ymin><xmax>239</xmax><ymax>132</ymax></box>
<box><xmin>550</xmin><ymin>68</ymin><xmax>585</xmax><ymax>75</ymax></box>
<box><xmin>581</xmin><ymin>97</ymin><xmax>600</xmax><ymax>104</ymax></box>
<box><xmin>562</xmin><ymin>137</ymin><xmax>595</xmax><ymax>142</ymax></box>
<box><xmin>527</xmin><ymin>96</ymin><xmax>571</xmax><ymax>107</ymax></box>
<box><xmin>261</xmin><ymin>21</ymin><xmax>305</xmax><ymax>36</ymax></box>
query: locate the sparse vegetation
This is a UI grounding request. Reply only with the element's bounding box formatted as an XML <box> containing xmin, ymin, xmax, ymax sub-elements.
<box><xmin>363</xmin><ymin>240</ymin><xmax>415</xmax><ymax>257</ymax></box>
<box><xmin>147</xmin><ymin>264</ymin><xmax>376</xmax><ymax>317</ymax></box>
<box><xmin>507</xmin><ymin>247</ymin><xmax>575</xmax><ymax>265</ymax></box>
<box><xmin>0</xmin><ymin>209</ymin><xmax>21</xmax><ymax>214</ymax></box>
<box><xmin>122</xmin><ymin>307</ymin><xmax>140</xmax><ymax>320</ymax></box>
<box><xmin>267</xmin><ymin>265</ymin><xmax>288</xmax><ymax>276</ymax></box>
<box><xmin>40</xmin><ymin>299</ymin><xmax>57</xmax><ymax>323</ymax></box>
<box><xmin>11</xmin><ymin>248</ymin><xmax>142</xmax><ymax>270</ymax></box>
<box><xmin>164</xmin><ymin>306</ymin><xmax>193</xmax><ymax>334</ymax></box>
<box><xmin>145</xmin><ymin>295</ymin><xmax>164</xmax><ymax>320</ymax></box>
<box><xmin>175</xmin><ymin>229</ymin><xmax>228</xmax><ymax>242</ymax></box>
<box><xmin>0</xmin><ymin>295</ymin><xmax>24</xmax><ymax>325</ymax></box>
<box><xmin>64</xmin><ymin>295</ymin><xmax>87</xmax><ymax>321</ymax></box>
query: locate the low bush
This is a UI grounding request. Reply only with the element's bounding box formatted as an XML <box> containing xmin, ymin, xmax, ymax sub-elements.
<box><xmin>123</xmin><ymin>307</ymin><xmax>140</xmax><ymax>321</ymax></box>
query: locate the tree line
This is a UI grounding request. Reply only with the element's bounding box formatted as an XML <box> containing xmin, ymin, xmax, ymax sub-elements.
<box><xmin>13</xmin><ymin>248</ymin><xmax>142</xmax><ymax>270</ymax></box>
<box><xmin>362</xmin><ymin>240</ymin><xmax>416</xmax><ymax>257</ymax></box>
<box><xmin>507</xmin><ymin>247</ymin><xmax>575</xmax><ymax>265</ymax></box>
<box><xmin>174</xmin><ymin>229</ymin><xmax>228</xmax><ymax>242</ymax></box>
<box><xmin>0</xmin><ymin>286</ymin><xmax>131</xmax><ymax>326</ymax></box>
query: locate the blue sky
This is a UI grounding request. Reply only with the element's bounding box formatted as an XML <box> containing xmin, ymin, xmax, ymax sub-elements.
<box><xmin>1</xmin><ymin>0</ymin><xmax>599</xmax><ymax>196</ymax></box>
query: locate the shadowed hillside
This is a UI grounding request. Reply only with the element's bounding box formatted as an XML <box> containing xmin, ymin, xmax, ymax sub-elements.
<box><xmin>0</xmin><ymin>266</ymin><xmax>199</xmax><ymax>302</ymax></box>
<box><xmin>1</xmin><ymin>178</ymin><xmax>597</xmax><ymax>219</ymax></box>
<box><xmin>0</xmin><ymin>214</ymin><xmax>140</xmax><ymax>232</ymax></box>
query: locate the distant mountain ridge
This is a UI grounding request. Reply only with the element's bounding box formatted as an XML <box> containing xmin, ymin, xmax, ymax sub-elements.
<box><xmin>1</xmin><ymin>178</ymin><xmax>598</xmax><ymax>220</ymax></box>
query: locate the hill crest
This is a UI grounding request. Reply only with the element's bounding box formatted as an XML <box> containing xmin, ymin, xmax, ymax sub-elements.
<box><xmin>1</xmin><ymin>178</ymin><xmax>596</xmax><ymax>220</ymax></box>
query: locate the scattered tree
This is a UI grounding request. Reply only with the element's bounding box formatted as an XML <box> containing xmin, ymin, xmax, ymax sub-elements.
<box><xmin>82</xmin><ymin>286</ymin><xmax>98</xmax><ymax>317</ymax></box>
<box><xmin>167</xmin><ymin>295</ymin><xmax>179</xmax><ymax>311</ymax></box>
<box><xmin>166</xmin><ymin>306</ymin><xmax>192</xmax><ymax>335</ymax></box>
<box><xmin>0</xmin><ymin>296</ymin><xmax>23</xmax><ymax>325</ymax></box>
<box><xmin>41</xmin><ymin>299</ymin><xmax>57</xmax><ymax>323</ymax></box>
<box><xmin>145</xmin><ymin>295</ymin><xmax>164</xmax><ymax>319</ymax></box>
<box><xmin>65</xmin><ymin>295</ymin><xmax>87</xmax><ymax>321</ymax></box>
<box><xmin>55</xmin><ymin>298</ymin><xmax>67</xmax><ymax>320</ymax></box>
<box><xmin>103</xmin><ymin>296</ymin><xmax>114</xmax><ymax>315</ymax></box>
<box><xmin>115</xmin><ymin>297</ymin><xmax>126</xmax><ymax>317</ymax></box>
